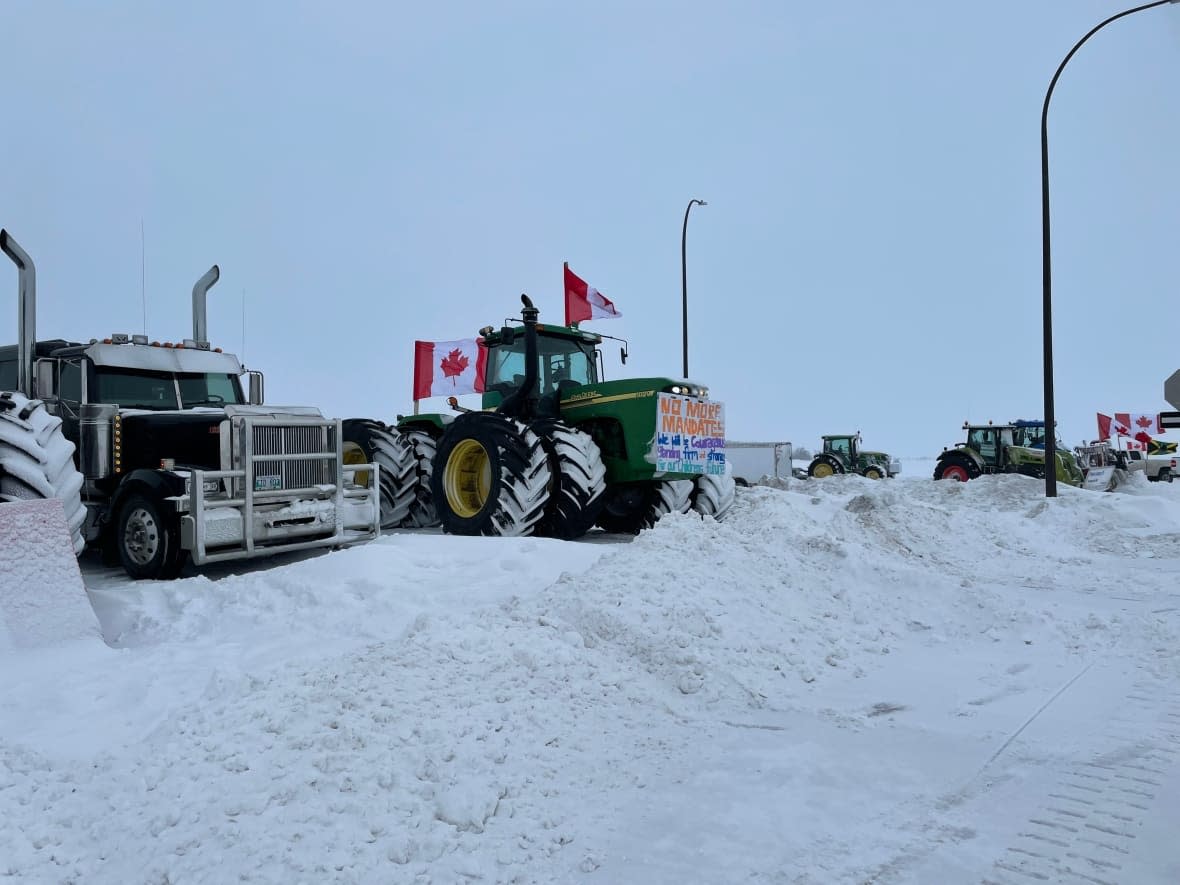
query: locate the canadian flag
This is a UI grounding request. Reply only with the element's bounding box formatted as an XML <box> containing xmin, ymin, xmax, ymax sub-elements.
<box><xmin>1097</xmin><ymin>413</ymin><xmax>1114</xmax><ymax>441</ymax></box>
<box><xmin>1114</xmin><ymin>412</ymin><xmax>1161</xmax><ymax>446</ymax></box>
<box><xmin>412</xmin><ymin>338</ymin><xmax>487</xmax><ymax>400</ymax></box>
<box><xmin>564</xmin><ymin>263</ymin><xmax>621</xmax><ymax>325</ymax></box>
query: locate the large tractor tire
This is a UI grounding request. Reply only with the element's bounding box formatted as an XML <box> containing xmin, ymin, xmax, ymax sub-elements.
<box><xmin>401</xmin><ymin>429</ymin><xmax>441</xmax><ymax>528</ymax></box>
<box><xmin>115</xmin><ymin>491</ymin><xmax>186</xmax><ymax>580</ymax></box>
<box><xmin>933</xmin><ymin>457</ymin><xmax>973</xmax><ymax>482</ymax></box>
<box><xmin>808</xmin><ymin>455</ymin><xmax>844</xmax><ymax>479</ymax></box>
<box><xmin>342</xmin><ymin>419</ymin><xmax>416</xmax><ymax>530</ymax></box>
<box><xmin>531</xmin><ymin>419</ymin><xmax>607</xmax><ymax>540</ymax></box>
<box><xmin>431</xmin><ymin>412</ymin><xmax>551</xmax><ymax>537</ymax></box>
<box><xmin>691</xmin><ymin>468</ymin><xmax>736</xmax><ymax>521</ymax></box>
<box><xmin>0</xmin><ymin>391</ymin><xmax>86</xmax><ymax>554</ymax></box>
<box><xmin>596</xmin><ymin>479</ymin><xmax>693</xmax><ymax>535</ymax></box>
<box><xmin>861</xmin><ymin>464</ymin><xmax>885</xmax><ymax>480</ymax></box>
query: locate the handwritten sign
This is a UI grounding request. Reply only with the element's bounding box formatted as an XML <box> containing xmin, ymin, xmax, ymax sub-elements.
<box><xmin>653</xmin><ymin>392</ymin><xmax>726</xmax><ymax>476</ymax></box>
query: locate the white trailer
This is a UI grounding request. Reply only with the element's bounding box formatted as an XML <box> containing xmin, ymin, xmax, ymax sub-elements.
<box><xmin>725</xmin><ymin>441</ymin><xmax>793</xmax><ymax>486</ymax></box>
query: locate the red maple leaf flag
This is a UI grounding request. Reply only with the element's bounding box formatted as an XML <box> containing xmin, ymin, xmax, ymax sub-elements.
<box><xmin>413</xmin><ymin>338</ymin><xmax>487</xmax><ymax>400</ymax></box>
<box><xmin>564</xmin><ymin>263</ymin><xmax>622</xmax><ymax>325</ymax></box>
<box><xmin>1111</xmin><ymin>412</ymin><xmax>1162</xmax><ymax>446</ymax></box>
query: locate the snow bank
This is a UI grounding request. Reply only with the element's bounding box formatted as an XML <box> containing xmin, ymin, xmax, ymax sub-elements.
<box><xmin>0</xmin><ymin>498</ymin><xmax>96</xmax><ymax>652</ymax></box>
<box><xmin>2</xmin><ymin>476</ymin><xmax>1178</xmax><ymax>882</ymax></box>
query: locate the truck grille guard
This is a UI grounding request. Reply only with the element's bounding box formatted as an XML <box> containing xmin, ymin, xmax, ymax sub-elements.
<box><xmin>179</xmin><ymin>415</ymin><xmax>380</xmax><ymax>565</ymax></box>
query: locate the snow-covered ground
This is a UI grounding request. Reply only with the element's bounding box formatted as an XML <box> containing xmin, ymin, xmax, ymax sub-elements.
<box><xmin>3</xmin><ymin>474</ymin><xmax>1180</xmax><ymax>884</ymax></box>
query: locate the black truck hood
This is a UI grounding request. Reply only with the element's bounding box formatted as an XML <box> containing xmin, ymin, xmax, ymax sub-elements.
<box><xmin>119</xmin><ymin>411</ymin><xmax>224</xmax><ymax>473</ymax></box>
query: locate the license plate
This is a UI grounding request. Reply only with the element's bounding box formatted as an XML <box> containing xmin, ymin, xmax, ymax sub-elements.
<box><xmin>254</xmin><ymin>475</ymin><xmax>282</xmax><ymax>491</ymax></box>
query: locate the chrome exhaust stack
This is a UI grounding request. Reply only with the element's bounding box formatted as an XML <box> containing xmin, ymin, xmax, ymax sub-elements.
<box><xmin>0</xmin><ymin>229</ymin><xmax>36</xmax><ymax>398</ymax></box>
<box><xmin>191</xmin><ymin>264</ymin><xmax>220</xmax><ymax>347</ymax></box>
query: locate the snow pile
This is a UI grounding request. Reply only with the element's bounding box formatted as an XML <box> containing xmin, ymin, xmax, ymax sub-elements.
<box><xmin>0</xmin><ymin>498</ymin><xmax>95</xmax><ymax>652</ymax></box>
<box><xmin>2</xmin><ymin>476</ymin><xmax>1179</xmax><ymax>882</ymax></box>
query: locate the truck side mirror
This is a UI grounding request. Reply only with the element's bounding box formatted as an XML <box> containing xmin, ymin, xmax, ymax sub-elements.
<box><xmin>246</xmin><ymin>371</ymin><xmax>264</xmax><ymax>405</ymax></box>
<box><xmin>620</xmin><ymin>346</ymin><xmax>627</xmax><ymax>365</ymax></box>
<box><xmin>34</xmin><ymin>359</ymin><xmax>58</xmax><ymax>402</ymax></box>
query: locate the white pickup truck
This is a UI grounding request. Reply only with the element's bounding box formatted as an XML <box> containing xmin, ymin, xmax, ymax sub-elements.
<box><xmin>1124</xmin><ymin>449</ymin><xmax>1175</xmax><ymax>482</ymax></box>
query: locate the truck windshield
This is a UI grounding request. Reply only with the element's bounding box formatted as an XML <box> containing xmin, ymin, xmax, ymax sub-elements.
<box><xmin>486</xmin><ymin>335</ymin><xmax>598</xmax><ymax>396</ymax></box>
<box><xmin>94</xmin><ymin>368</ymin><xmax>244</xmax><ymax>410</ymax></box>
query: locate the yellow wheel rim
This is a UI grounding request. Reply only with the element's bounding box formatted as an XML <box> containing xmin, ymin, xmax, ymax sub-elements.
<box><xmin>444</xmin><ymin>438</ymin><xmax>492</xmax><ymax>518</ymax></box>
<box><xmin>813</xmin><ymin>462</ymin><xmax>834</xmax><ymax>478</ymax></box>
<box><xmin>343</xmin><ymin>441</ymin><xmax>371</xmax><ymax>487</ymax></box>
<box><xmin>865</xmin><ymin>467</ymin><xmax>882</xmax><ymax>479</ymax></box>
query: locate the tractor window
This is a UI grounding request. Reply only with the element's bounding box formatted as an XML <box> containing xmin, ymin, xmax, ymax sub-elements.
<box><xmin>826</xmin><ymin>438</ymin><xmax>850</xmax><ymax>458</ymax></box>
<box><xmin>59</xmin><ymin>360</ymin><xmax>82</xmax><ymax>404</ymax></box>
<box><xmin>485</xmin><ymin>334</ymin><xmax>598</xmax><ymax>396</ymax></box>
<box><xmin>178</xmin><ymin>372</ymin><xmax>244</xmax><ymax>407</ymax></box>
<box><xmin>93</xmin><ymin>367</ymin><xmax>179</xmax><ymax>410</ymax></box>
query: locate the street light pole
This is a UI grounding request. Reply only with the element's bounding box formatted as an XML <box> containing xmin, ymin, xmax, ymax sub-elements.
<box><xmin>681</xmin><ymin>198</ymin><xmax>706</xmax><ymax>378</ymax></box>
<box><xmin>1041</xmin><ymin>0</ymin><xmax>1177</xmax><ymax>497</ymax></box>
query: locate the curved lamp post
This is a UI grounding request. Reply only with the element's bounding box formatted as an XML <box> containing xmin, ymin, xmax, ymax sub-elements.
<box><xmin>681</xmin><ymin>198</ymin><xmax>707</xmax><ymax>378</ymax></box>
<box><xmin>1041</xmin><ymin>0</ymin><xmax>1178</xmax><ymax>497</ymax></box>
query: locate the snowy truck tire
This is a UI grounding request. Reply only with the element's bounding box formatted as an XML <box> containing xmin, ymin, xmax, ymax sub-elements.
<box><xmin>0</xmin><ymin>391</ymin><xmax>86</xmax><ymax>554</ymax></box>
<box><xmin>596</xmin><ymin>479</ymin><xmax>694</xmax><ymax>534</ymax></box>
<box><xmin>431</xmin><ymin>412</ymin><xmax>551</xmax><ymax>537</ymax></box>
<box><xmin>116</xmin><ymin>491</ymin><xmax>186</xmax><ymax>581</ymax></box>
<box><xmin>532</xmin><ymin>419</ymin><xmax>607</xmax><ymax>540</ymax></box>
<box><xmin>691</xmin><ymin>469</ymin><xmax>736</xmax><ymax>521</ymax></box>
<box><xmin>342</xmin><ymin>419</ymin><xmax>416</xmax><ymax>530</ymax></box>
<box><xmin>400</xmin><ymin>429</ymin><xmax>441</xmax><ymax>528</ymax></box>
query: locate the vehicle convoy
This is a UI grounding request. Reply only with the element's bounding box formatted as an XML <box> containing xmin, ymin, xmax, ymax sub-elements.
<box><xmin>0</xmin><ymin>230</ymin><xmax>380</xmax><ymax>580</ymax></box>
<box><xmin>933</xmin><ymin>419</ymin><xmax>1083</xmax><ymax>486</ymax></box>
<box><xmin>807</xmin><ymin>433</ymin><xmax>900</xmax><ymax>479</ymax></box>
<box><xmin>382</xmin><ymin>293</ymin><xmax>735</xmax><ymax>537</ymax></box>
<box><xmin>726</xmin><ymin>440</ymin><xmax>793</xmax><ymax>486</ymax></box>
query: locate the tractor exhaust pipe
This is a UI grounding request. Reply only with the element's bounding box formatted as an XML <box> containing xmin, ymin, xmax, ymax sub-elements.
<box><xmin>192</xmin><ymin>264</ymin><xmax>220</xmax><ymax>345</ymax></box>
<box><xmin>497</xmin><ymin>294</ymin><xmax>541</xmax><ymax>419</ymax></box>
<box><xmin>0</xmin><ymin>229</ymin><xmax>36</xmax><ymax>398</ymax></box>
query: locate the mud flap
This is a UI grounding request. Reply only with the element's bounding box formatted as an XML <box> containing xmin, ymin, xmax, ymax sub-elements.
<box><xmin>0</xmin><ymin>498</ymin><xmax>97</xmax><ymax>652</ymax></box>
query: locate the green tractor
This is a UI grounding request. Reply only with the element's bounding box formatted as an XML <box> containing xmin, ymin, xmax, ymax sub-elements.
<box><xmin>933</xmin><ymin>419</ymin><xmax>1083</xmax><ymax>486</ymax></box>
<box><xmin>807</xmin><ymin>433</ymin><xmax>899</xmax><ymax>479</ymax></box>
<box><xmin>393</xmin><ymin>294</ymin><xmax>735</xmax><ymax>537</ymax></box>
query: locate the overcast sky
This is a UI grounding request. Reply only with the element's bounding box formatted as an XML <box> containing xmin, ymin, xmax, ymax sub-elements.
<box><xmin>2</xmin><ymin>0</ymin><xmax>1178</xmax><ymax>459</ymax></box>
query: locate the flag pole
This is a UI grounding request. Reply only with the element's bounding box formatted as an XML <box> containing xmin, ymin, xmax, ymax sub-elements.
<box><xmin>563</xmin><ymin>260</ymin><xmax>570</xmax><ymax>327</ymax></box>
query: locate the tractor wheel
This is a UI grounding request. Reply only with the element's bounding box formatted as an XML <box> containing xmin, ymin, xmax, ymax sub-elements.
<box><xmin>0</xmin><ymin>391</ymin><xmax>86</xmax><ymax>554</ymax></box>
<box><xmin>115</xmin><ymin>492</ymin><xmax>186</xmax><ymax>580</ymax></box>
<box><xmin>596</xmin><ymin>480</ymin><xmax>693</xmax><ymax>534</ymax></box>
<box><xmin>531</xmin><ymin>419</ymin><xmax>607</xmax><ymax>541</ymax></box>
<box><xmin>401</xmin><ymin>429</ymin><xmax>441</xmax><ymax>528</ymax></box>
<box><xmin>342</xmin><ymin>419</ymin><xmax>416</xmax><ymax>530</ymax></box>
<box><xmin>808</xmin><ymin>456</ymin><xmax>843</xmax><ymax>479</ymax></box>
<box><xmin>861</xmin><ymin>465</ymin><xmax>884</xmax><ymax>480</ymax></box>
<box><xmin>691</xmin><ymin>468</ymin><xmax>736</xmax><ymax>521</ymax></box>
<box><xmin>934</xmin><ymin>459</ymin><xmax>972</xmax><ymax>482</ymax></box>
<box><xmin>431</xmin><ymin>412</ymin><xmax>551</xmax><ymax>537</ymax></box>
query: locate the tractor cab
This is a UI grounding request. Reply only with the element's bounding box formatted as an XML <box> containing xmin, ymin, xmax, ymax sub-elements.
<box><xmin>964</xmin><ymin>424</ymin><xmax>1011</xmax><ymax>468</ymax></box>
<box><xmin>481</xmin><ymin>324</ymin><xmax>601</xmax><ymax>410</ymax></box>
<box><xmin>822</xmin><ymin>434</ymin><xmax>859</xmax><ymax>463</ymax></box>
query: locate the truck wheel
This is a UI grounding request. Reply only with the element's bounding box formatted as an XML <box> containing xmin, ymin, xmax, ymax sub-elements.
<box><xmin>342</xmin><ymin>419</ymin><xmax>416</xmax><ymax>530</ymax></box>
<box><xmin>0</xmin><ymin>391</ymin><xmax>86</xmax><ymax>554</ymax></box>
<box><xmin>692</xmin><ymin>470</ymin><xmax>736</xmax><ymax>521</ymax></box>
<box><xmin>116</xmin><ymin>492</ymin><xmax>185</xmax><ymax>580</ymax></box>
<box><xmin>596</xmin><ymin>480</ymin><xmax>693</xmax><ymax>534</ymax></box>
<box><xmin>935</xmin><ymin>460</ymin><xmax>971</xmax><ymax>482</ymax></box>
<box><xmin>531</xmin><ymin>420</ymin><xmax>607</xmax><ymax>540</ymax></box>
<box><xmin>431</xmin><ymin>412</ymin><xmax>551</xmax><ymax>537</ymax></box>
<box><xmin>1161</xmin><ymin>468</ymin><xmax>1173</xmax><ymax>484</ymax></box>
<box><xmin>861</xmin><ymin>465</ymin><xmax>884</xmax><ymax>480</ymax></box>
<box><xmin>808</xmin><ymin>456</ymin><xmax>842</xmax><ymax>478</ymax></box>
<box><xmin>400</xmin><ymin>429</ymin><xmax>441</xmax><ymax>528</ymax></box>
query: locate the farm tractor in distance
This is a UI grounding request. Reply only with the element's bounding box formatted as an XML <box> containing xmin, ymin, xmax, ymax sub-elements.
<box><xmin>807</xmin><ymin>433</ymin><xmax>900</xmax><ymax>479</ymax></box>
<box><xmin>933</xmin><ymin>419</ymin><xmax>1083</xmax><ymax>487</ymax></box>
<box><xmin>363</xmin><ymin>293</ymin><xmax>735</xmax><ymax>538</ymax></box>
